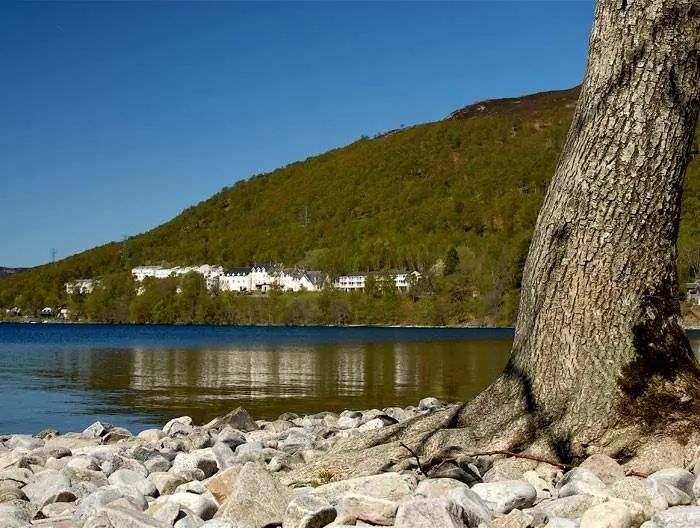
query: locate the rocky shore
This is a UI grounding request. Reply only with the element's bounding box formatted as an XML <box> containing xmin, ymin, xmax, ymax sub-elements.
<box><xmin>1</xmin><ymin>399</ymin><xmax>699</xmax><ymax>527</ymax></box>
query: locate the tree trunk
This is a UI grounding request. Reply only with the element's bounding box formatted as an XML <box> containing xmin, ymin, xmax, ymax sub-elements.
<box><xmin>505</xmin><ymin>0</ymin><xmax>700</xmax><ymax>460</ymax></box>
<box><xmin>283</xmin><ymin>0</ymin><xmax>700</xmax><ymax>483</ymax></box>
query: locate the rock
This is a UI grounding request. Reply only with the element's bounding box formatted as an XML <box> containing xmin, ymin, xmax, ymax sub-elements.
<box><xmin>336</xmin><ymin>416</ymin><xmax>361</xmax><ymax>430</ymax></box>
<box><xmin>103</xmin><ymin>427</ymin><xmax>133</xmax><ymax>444</ymax></box>
<box><xmin>383</xmin><ymin>407</ymin><xmax>410</xmax><ymax>422</ymax></box>
<box><xmin>149</xmin><ymin>472</ymin><xmax>190</xmax><ymax>496</ymax></box>
<box><xmin>215</xmin><ymin>462</ymin><xmax>293</xmax><ymax>528</ymax></box>
<box><xmin>418</xmin><ymin>397</ymin><xmax>441</xmax><ymax>410</ymax></box>
<box><xmin>557</xmin><ymin>468</ymin><xmax>607</xmax><ymax>498</ymax></box>
<box><xmin>627</xmin><ymin>438</ymin><xmax>685</xmax><ymax>475</ymax></box>
<box><xmin>310</xmin><ymin>472</ymin><xmax>418</xmax><ymax>505</ymax></box>
<box><xmin>607</xmin><ymin>477</ymin><xmax>668</xmax><ymax>518</ymax></box>
<box><xmin>74</xmin><ymin>488</ymin><xmax>131</xmax><ymax>519</ymax></box>
<box><xmin>414</xmin><ymin>478</ymin><xmax>470</xmax><ymax>499</ymax></box>
<box><xmin>82</xmin><ymin>421</ymin><xmax>112</xmax><ymax>439</ymax></box>
<box><xmin>545</xmin><ymin>519</ymin><xmax>580</xmax><ymax>527</ymax></box>
<box><xmin>533</xmin><ymin>494</ymin><xmax>608</xmax><ymax>519</ymax></box>
<box><xmin>471</xmin><ymin>480</ymin><xmax>537</xmax><ymax>514</ymax></box>
<box><xmin>647</xmin><ymin>479</ymin><xmax>693</xmax><ymax>506</ymax></box>
<box><xmin>648</xmin><ymin>505</ymin><xmax>700</xmax><ymax>527</ymax></box>
<box><xmin>483</xmin><ymin>458</ymin><xmax>537</xmax><ymax>483</ymax></box>
<box><xmin>283</xmin><ymin>494</ymin><xmax>336</xmax><ymax>528</ymax></box>
<box><xmin>357</xmin><ymin>418</ymin><xmax>386</xmax><ymax>432</ymax></box>
<box><xmin>210</xmin><ymin>408</ymin><xmax>258</xmax><ymax>433</ymax></box>
<box><xmin>137</xmin><ymin>429</ymin><xmax>165</xmax><ymax>442</ymax></box>
<box><xmin>215</xmin><ymin>428</ymin><xmax>247</xmax><ymax>451</ymax></box>
<box><xmin>427</xmin><ymin>461</ymin><xmax>482</xmax><ymax>486</ymax></box>
<box><xmin>41</xmin><ymin>500</ymin><xmax>76</xmax><ymax>518</ymax></box>
<box><xmin>647</xmin><ymin>468</ymin><xmax>696</xmax><ymax>497</ymax></box>
<box><xmin>205</xmin><ymin>465</ymin><xmax>243</xmax><ymax>504</ymax></box>
<box><xmin>580</xmin><ymin>455</ymin><xmax>626</xmax><ymax>485</ymax></box>
<box><xmin>579</xmin><ymin>499</ymin><xmax>645</xmax><ymax>528</ymax></box>
<box><xmin>108</xmin><ymin>468</ymin><xmax>157</xmax><ymax>498</ymax></box>
<box><xmin>172</xmin><ymin>450</ymin><xmax>219</xmax><ymax>479</ymax></box>
<box><xmin>339</xmin><ymin>494</ymin><xmax>397</xmax><ymax>525</ymax></box>
<box><xmin>166</xmin><ymin>492</ymin><xmax>219</xmax><ymax>521</ymax></box>
<box><xmin>163</xmin><ymin>417</ymin><xmax>194</xmax><ymax>437</ymax></box>
<box><xmin>448</xmin><ymin>486</ymin><xmax>493</xmax><ymax>526</ymax></box>
<box><xmin>87</xmin><ymin>504</ymin><xmax>170</xmax><ymax>527</ymax></box>
<box><xmin>22</xmin><ymin>470</ymin><xmax>72</xmax><ymax>505</ymax></box>
<box><xmin>394</xmin><ymin>498</ymin><xmax>465</xmax><ymax>527</ymax></box>
<box><xmin>145</xmin><ymin>454</ymin><xmax>172</xmax><ymax>474</ymax></box>
<box><xmin>523</xmin><ymin>470</ymin><xmax>554</xmax><ymax>501</ymax></box>
<box><xmin>40</xmin><ymin>489</ymin><xmax>78</xmax><ymax>508</ymax></box>
<box><xmin>490</xmin><ymin>509</ymin><xmax>535</xmax><ymax>528</ymax></box>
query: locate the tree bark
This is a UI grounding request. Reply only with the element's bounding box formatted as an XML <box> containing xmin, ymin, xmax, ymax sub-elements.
<box><xmin>283</xmin><ymin>0</ymin><xmax>700</xmax><ymax>483</ymax></box>
<box><xmin>505</xmin><ymin>0</ymin><xmax>700</xmax><ymax>460</ymax></box>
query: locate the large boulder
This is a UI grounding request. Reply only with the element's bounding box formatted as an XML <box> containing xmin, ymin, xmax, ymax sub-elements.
<box><xmin>471</xmin><ymin>480</ymin><xmax>537</xmax><ymax>514</ymax></box>
<box><xmin>310</xmin><ymin>472</ymin><xmax>418</xmax><ymax>505</ymax></box>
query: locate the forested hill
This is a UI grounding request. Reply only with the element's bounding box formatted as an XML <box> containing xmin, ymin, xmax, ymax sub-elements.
<box><xmin>0</xmin><ymin>268</ymin><xmax>26</xmax><ymax>278</ymax></box>
<box><xmin>2</xmin><ymin>85</ymin><xmax>699</xmax><ymax>323</ymax></box>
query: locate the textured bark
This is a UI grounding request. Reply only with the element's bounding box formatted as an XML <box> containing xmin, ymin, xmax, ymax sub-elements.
<box><xmin>284</xmin><ymin>0</ymin><xmax>700</xmax><ymax>484</ymax></box>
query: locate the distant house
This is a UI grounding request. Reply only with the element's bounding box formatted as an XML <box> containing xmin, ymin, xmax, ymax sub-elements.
<box><xmin>40</xmin><ymin>307</ymin><xmax>53</xmax><ymax>317</ymax></box>
<box><xmin>65</xmin><ymin>279</ymin><xmax>100</xmax><ymax>295</ymax></box>
<box><xmin>131</xmin><ymin>265</ymin><xmax>223</xmax><ymax>294</ymax></box>
<box><xmin>686</xmin><ymin>282</ymin><xmax>700</xmax><ymax>305</ymax></box>
<box><xmin>220</xmin><ymin>268</ymin><xmax>251</xmax><ymax>292</ymax></box>
<box><xmin>333</xmin><ymin>271</ymin><xmax>421</xmax><ymax>292</ymax></box>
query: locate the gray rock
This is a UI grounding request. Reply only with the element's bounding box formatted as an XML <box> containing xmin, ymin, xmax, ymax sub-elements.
<box><xmin>41</xmin><ymin>500</ymin><xmax>76</xmax><ymax>518</ymax></box>
<box><xmin>357</xmin><ymin>418</ymin><xmax>386</xmax><ymax>432</ymax></box>
<box><xmin>210</xmin><ymin>408</ymin><xmax>259</xmax><ymax>433</ymax></box>
<box><xmin>335</xmin><ymin>416</ymin><xmax>361</xmax><ymax>430</ymax></box>
<box><xmin>74</xmin><ymin>488</ymin><xmax>130</xmax><ymax>519</ymax></box>
<box><xmin>490</xmin><ymin>509</ymin><xmax>534</xmax><ymax>528</ymax></box>
<box><xmin>647</xmin><ymin>468</ymin><xmax>696</xmax><ymax>497</ymax></box>
<box><xmin>310</xmin><ymin>472</ymin><xmax>418</xmax><ymax>505</ymax></box>
<box><xmin>283</xmin><ymin>494</ymin><xmax>336</xmax><ymax>528</ymax></box>
<box><xmin>339</xmin><ymin>494</ymin><xmax>397</xmax><ymax>525</ymax></box>
<box><xmin>607</xmin><ymin>477</ymin><xmax>668</xmax><ymax>518</ymax></box>
<box><xmin>579</xmin><ymin>499</ymin><xmax>644</xmax><ymax>528</ymax></box>
<box><xmin>579</xmin><ymin>455</ymin><xmax>626</xmax><ymax>485</ymax></box>
<box><xmin>472</xmin><ymin>480</ymin><xmax>537</xmax><ymax>514</ymax></box>
<box><xmin>137</xmin><ymin>429</ymin><xmax>165</xmax><ymax>442</ymax></box>
<box><xmin>82</xmin><ymin>421</ymin><xmax>112</xmax><ymax>439</ymax></box>
<box><xmin>533</xmin><ymin>494</ymin><xmax>608</xmax><ymax>519</ymax></box>
<box><xmin>383</xmin><ymin>407</ymin><xmax>411</xmax><ymax>422</ymax></box>
<box><xmin>648</xmin><ymin>505</ymin><xmax>700</xmax><ymax>527</ymax></box>
<box><xmin>201</xmin><ymin>521</ymin><xmax>236</xmax><ymax>528</ymax></box>
<box><xmin>167</xmin><ymin>492</ymin><xmax>219</xmax><ymax>521</ymax></box>
<box><xmin>557</xmin><ymin>468</ymin><xmax>607</xmax><ymax>498</ymax></box>
<box><xmin>214</xmin><ymin>429</ymin><xmax>247</xmax><ymax>451</ymax></box>
<box><xmin>418</xmin><ymin>397</ymin><xmax>441</xmax><ymax>410</ymax></box>
<box><xmin>523</xmin><ymin>470</ymin><xmax>554</xmax><ymax>501</ymax></box>
<box><xmin>215</xmin><ymin>462</ymin><xmax>293</xmax><ymax>528</ymax></box>
<box><xmin>415</xmin><ymin>478</ymin><xmax>470</xmax><ymax>499</ymax></box>
<box><xmin>108</xmin><ymin>468</ymin><xmax>157</xmax><ymax>498</ymax></box>
<box><xmin>145</xmin><ymin>454</ymin><xmax>172</xmax><ymax>474</ymax></box>
<box><xmin>448</xmin><ymin>486</ymin><xmax>493</xmax><ymax>526</ymax></box>
<box><xmin>163</xmin><ymin>416</ymin><xmax>194</xmax><ymax>437</ymax></box>
<box><xmin>546</xmin><ymin>519</ymin><xmax>580</xmax><ymax>528</ymax></box>
<box><xmin>394</xmin><ymin>498</ymin><xmax>464</xmax><ymax>527</ymax></box>
<box><xmin>6</xmin><ymin>434</ymin><xmax>43</xmax><ymax>451</ymax></box>
<box><xmin>427</xmin><ymin>461</ymin><xmax>482</xmax><ymax>486</ymax></box>
<box><xmin>172</xmin><ymin>450</ymin><xmax>219</xmax><ymax>478</ymax></box>
<box><xmin>88</xmin><ymin>504</ymin><xmax>170</xmax><ymax>527</ymax></box>
<box><xmin>22</xmin><ymin>470</ymin><xmax>72</xmax><ymax>505</ymax></box>
<box><xmin>149</xmin><ymin>472</ymin><xmax>191</xmax><ymax>496</ymax></box>
<box><xmin>647</xmin><ymin>479</ymin><xmax>693</xmax><ymax>506</ymax></box>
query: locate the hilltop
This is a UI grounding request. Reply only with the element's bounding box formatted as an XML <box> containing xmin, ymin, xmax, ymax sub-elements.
<box><xmin>0</xmin><ymin>267</ymin><xmax>26</xmax><ymax>278</ymax></box>
<box><xmin>1</xmin><ymin>86</ymin><xmax>698</xmax><ymax>325</ymax></box>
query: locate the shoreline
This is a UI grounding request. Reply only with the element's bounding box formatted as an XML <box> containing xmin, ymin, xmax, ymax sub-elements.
<box><xmin>1</xmin><ymin>401</ymin><xmax>700</xmax><ymax>527</ymax></box>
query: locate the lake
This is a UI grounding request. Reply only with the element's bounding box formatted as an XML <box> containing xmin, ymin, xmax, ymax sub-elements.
<box><xmin>1</xmin><ymin>323</ymin><xmax>699</xmax><ymax>435</ymax></box>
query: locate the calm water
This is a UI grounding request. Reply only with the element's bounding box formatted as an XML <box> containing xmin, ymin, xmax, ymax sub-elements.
<box><xmin>1</xmin><ymin>323</ymin><xmax>699</xmax><ymax>435</ymax></box>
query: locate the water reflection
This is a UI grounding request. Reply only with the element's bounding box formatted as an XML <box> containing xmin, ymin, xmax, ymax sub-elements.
<box><xmin>27</xmin><ymin>340</ymin><xmax>510</xmax><ymax>430</ymax></box>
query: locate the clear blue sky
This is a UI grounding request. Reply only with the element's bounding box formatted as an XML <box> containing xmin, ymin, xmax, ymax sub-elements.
<box><xmin>0</xmin><ymin>1</ymin><xmax>594</xmax><ymax>268</ymax></box>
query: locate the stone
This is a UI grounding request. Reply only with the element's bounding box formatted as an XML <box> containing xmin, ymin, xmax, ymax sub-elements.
<box><xmin>88</xmin><ymin>504</ymin><xmax>170</xmax><ymax>527</ymax></box>
<box><xmin>647</xmin><ymin>468</ymin><xmax>696</xmax><ymax>497</ymax></box>
<box><xmin>335</xmin><ymin>416</ymin><xmax>361</xmax><ymax>430</ymax></box>
<box><xmin>149</xmin><ymin>472</ymin><xmax>190</xmax><ymax>496</ymax></box>
<box><xmin>40</xmin><ymin>489</ymin><xmax>78</xmax><ymax>508</ymax></box>
<box><xmin>414</xmin><ymin>477</ymin><xmax>470</xmax><ymax>499</ymax></box>
<box><xmin>471</xmin><ymin>480</ymin><xmax>537</xmax><ymax>514</ymax></box>
<box><xmin>427</xmin><ymin>461</ymin><xmax>482</xmax><ymax>486</ymax></box>
<box><xmin>648</xmin><ymin>505</ymin><xmax>700</xmax><ymax>527</ymax></box>
<box><xmin>166</xmin><ymin>492</ymin><xmax>219</xmax><ymax>521</ymax></box>
<box><xmin>483</xmin><ymin>458</ymin><xmax>537</xmax><ymax>483</ymax></box>
<box><xmin>394</xmin><ymin>498</ymin><xmax>464</xmax><ymax>527</ymax></box>
<box><xmin>357</xmin><ymin>418</ymin><xmax>386</xmax><ymax>432</ymax></box>
<box><xmin>82</xmin><ymin>421</ymin><xmax>112</xmax><ymax>439</ymax></box>
<box><xmin>163</xmin><ymin>417</ymin><xmax>194</xmax><ymax>437</ymax></box>
<box><xmin>137</xmin><ymin>429</ymin><xmax>165</xmax><ymax>443</ymax></box>
<box><xmin>172</xmin><ymin>450</ymin><xmax>219</xmax><ymax>479</ymax></box>
<box><xmin>74</xmin><ymin>488</ymin><xmax>131</xmax><ymax>519</ymax></box>
<box><xmin>145</xmin><ymin>454</ymin><xmax>172</xmax><ymax>474</ymax></box>
<box><xmin>579</xmin><ymin>499</ymin><xmax>645</xmax><ymax>528</ymax></box>
<box><xmin>627</xmin><ymin>438</ymin><xmax>685</xmax><ymax>475</ymax></box>
<box><xmin>41</xmin><ymin>501</ymin><xmax>76</xmax><ymax>518</ymax></box>
<box><xmin>533</xmin><ymin>494</ymin><xmax>608</xmax><ymax>519</ymax></box>
<box><xmin>339</xmin><ymin>494</ymin><xmax>397</xmax><ymax>525</ymax></box>
<box><xmin>523</xmin><ymin>470</ymin><xmax>554</xmax><ymax>501</ymax></box>
<box><xmin>22</xmin><ymin>470</ymin><xmax>72</xmax><ymax>505</ymax></box>
<box><xmin>490</xmin><ymin>509</ymin><xmax>535</xmax><ymax>528</ymax></box>
<box><xmin>545</xmin><ymin>519</ymin><xmax>580</xmax><ymax>528</ymax></box>
<box><xmin>607</xmin><ymin>477</ymin><xmax>668</xmax><ymax>518</ymax></box>
<box><xmin>283</xmin><ymin>494</ymin><xmax>336</xmax><ymax>528</ymax></box>
<box><xmin>418</xmin><ymin>397</ymin><xmax>441</xmax><ymax>410</ymax></box>
<box><xmin>310</xmin><ymin>472</ymin><xmax>418</xmax><ymax>505</ymax></box>
<box><xmin>215</xmin><ymin>462</ymin><xmax>293</xmax><ymax>528</ymax></box>
<box><xmin>108</xmin><ymin>468</ymin><xmax>157</xmax><ymax>498</ymax></box>
<box><xmin>579</xmin><ymin>455</ymin><xmax>626</xmax><ymax>485</ymax></box>
<box><xmin>205</xmin><ymin>465</ymin><xmax>243</xmax><ymax>504</ymax></box>
<box><xmin>557</xmin><ymin>468</ymin><xmax>607</xmax><ymax>498</ymax></box>
<box><xmin>210</xmin><ymin>408</ymin><xmax>258</xmax><ymax>433</ymax></box>
<box><xmin>647</xmin><ymin>479</ymin><xmax>693</xmax><ymax>507</ymax></box>
<box><xmin>448</xmin><ymin>486</ymin><xmax>493</xmax><ymax>526</ymax></box>
<box><xmin>103</xmin><ymin>427</ymin><xmax>133</xmax><ymax>444</ymax></box>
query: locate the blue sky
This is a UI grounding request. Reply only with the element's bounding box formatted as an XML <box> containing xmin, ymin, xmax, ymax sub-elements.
<box><xmin>0</xmin><ymin>1</ymin><xmax>594</xmax><ymax>268</ymax></box>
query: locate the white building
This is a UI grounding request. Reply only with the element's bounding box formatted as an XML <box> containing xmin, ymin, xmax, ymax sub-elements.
<box><xmin>220</xmin><ymin>268</ymin><xmax>252</xmax><ymax>292</ymax></box>
<box><xmin>131</xmin><ymin>265</ymin><xmax>223</xmax><ymax>287</ymax></box>
<box><xmin>65</xmin><ymin>279</ymin><xmax>100</xmax><ymax>295</ymax></box>
<box><xmin>333</xmin><ymin>271</ymin><xmax>420</xmax><ymax>292</ymax></box>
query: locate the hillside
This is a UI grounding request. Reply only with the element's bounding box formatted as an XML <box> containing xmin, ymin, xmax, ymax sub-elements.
<box><xmin>2</xmin><ymin>86</ymin><xmax>699</xmax><ymax>325</ymax></box>
<box><xmin>0</xmin><ymin>267</ymin><xmax>26</xmax><ymax>279</ymax></box>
